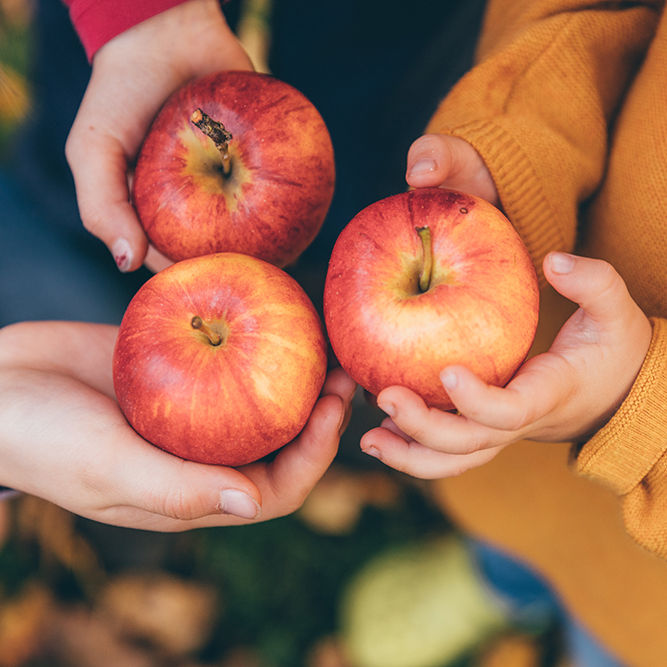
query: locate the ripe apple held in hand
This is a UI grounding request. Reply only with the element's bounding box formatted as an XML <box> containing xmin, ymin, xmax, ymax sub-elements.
<box><xmin>113</xmin><ymin>253</ymin><xmax>327</xmax><ymax>466</ymax></box>
<box><xmin>132</xmin><ymin>70</ymin><xmax>335</xmax><ymax>266</ymax></box>
<box><xmin>323</xmin><ymin>188</ymin><xmax>539</xmax><ymax>411</ymax></box>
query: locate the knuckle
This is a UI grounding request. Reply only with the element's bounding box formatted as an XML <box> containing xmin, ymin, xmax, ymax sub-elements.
<box><xmin>448</xmin><ymin>463</ymin><xmax>474</xmax><ymax>477</ymax></box>
<box><xmin>504</xmin><ymin>408</ymin><xmax>530</xmax><ymax>432</ymax></box>
<box><xmin>407</xmin><ymin>424</ymin><xmax>430</xmax><ymax>446</ymax></box>
<box><xmin>596</xmin><ymin>260</ymin><xmax>621</xmax><ymax>295</ymax></box>
<box><xmin>64</xmin><ymin>134</ymin><xmax>77</xmax><ymax>164</ymax></box>
<box><xmin>77</xmin><ymin>462</ymin><xmax>113</xmax><ymax>499</ymax></box>
<box><xmin>161</xmin><ymin>485</ymin><xmax>192</xmax><ymax>520</ymax></box>
<box><xmin>457</xmin><ymin>436</ymin><xmax>488</xmax><ymax>455</ymax></box>
<box><xmin>77</xmin><ymin>205</ymin><xmax>106</xmax><ymax>236</ymax></box>
<box><xmin>64</xmin><ymin>131</ymin><xmax>86</xmax><ymax>167</ymax></box>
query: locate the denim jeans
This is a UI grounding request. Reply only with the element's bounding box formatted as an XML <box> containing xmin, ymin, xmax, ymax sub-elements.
<box><xmin>468</xmin><ymin>539</ymin><xmax>626</xmax><ymax>667</ymax></box>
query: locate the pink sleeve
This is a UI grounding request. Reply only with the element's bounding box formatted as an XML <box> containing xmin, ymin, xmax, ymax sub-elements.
<box><xmin>63</xmin><ymin>0</ymin><xmax>189</xmax><ymax>61</ymax></box>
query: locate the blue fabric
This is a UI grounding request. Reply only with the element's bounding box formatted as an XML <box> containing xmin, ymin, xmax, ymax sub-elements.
<box><xmin>468</xmin><ymin>539</ymin><xmax>626</xmax><ymax>667</ymax></box>
<box><xmin>0</xmin><ymin>171</ymin><xmax>150</xmax><ymax>326</ymax></box>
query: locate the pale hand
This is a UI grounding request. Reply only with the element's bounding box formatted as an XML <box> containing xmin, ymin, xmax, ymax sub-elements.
<box><xmin>0</xmin><ymin>322</ymin><xmax>355</xmax><ymax>530</ymax></box>
<box><xmin>65</xmin><ymin>0</ymin><xmax>253</xmax><ymax>273</ymax></box>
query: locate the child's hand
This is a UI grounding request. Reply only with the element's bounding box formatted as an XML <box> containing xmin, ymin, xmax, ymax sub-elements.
<box><xmin>406</xmin><ymin>134</ymin><xmax>499</xmax><ymax>205</ymax></box>
<box><xmin>360</xmin><ymin>253</ymin><xmax>653</xmax><ymax>479</ymax></box>
<box><xmin>65</xmin><ymin>0</ymin><xmax>253</xmax><ymax>273</ymax></box>
<box><xmin>0</xmin><ymin>322</ymin><xmax>355</xmax><ymax>530</ymax></box>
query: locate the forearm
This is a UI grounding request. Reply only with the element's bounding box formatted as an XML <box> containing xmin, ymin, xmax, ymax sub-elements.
<box><xmin>576</xmin><ymin>317</ymin><xmax>667</xmax><ymax>557</ymax></box>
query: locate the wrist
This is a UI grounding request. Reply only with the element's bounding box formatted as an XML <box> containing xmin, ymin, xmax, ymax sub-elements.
<box><xmin>92</xmin><ymin>0</ymin><xmax>239</xmax><ymax>78</ymax></box>
<box><xmin>66</xmin><ymin>0</ymin><xmax>192</xmax><ymax>62</ymax></box>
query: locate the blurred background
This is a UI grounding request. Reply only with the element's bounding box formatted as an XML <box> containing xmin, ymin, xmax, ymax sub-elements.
<box><xmin>0</xmin><ymin>1</ymin><xmax>566</xmax><ymax>665</ymax></box>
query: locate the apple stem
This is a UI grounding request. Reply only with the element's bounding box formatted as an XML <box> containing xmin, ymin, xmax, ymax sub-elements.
<box><xmin>416</xmin><ymin>226</ymin><xmax>433</xmax><ymax>292</ymax></box>
<box><xmin>191</xmin><ymin>315</ymin><xmax>223</xmax><ymax>346</ymax></box>
<box><xmin>191</xmin><ymin>108</ymin><xmax>233</xmax><ymax>177</ymax></box>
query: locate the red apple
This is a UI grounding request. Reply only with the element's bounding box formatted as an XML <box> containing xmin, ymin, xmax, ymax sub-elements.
<box><xmin>113</xmin><ymin>253</ymin><xmax>327</xmax><ymax>466</ymax></box>
<box><xmin>132</xmin><ymin>70</ymin><xmax>335</xmax><ymax>266</ymax></box>
<box><xmin>323</xmin><ymin>188</ymin><xmax>539</xmax><ymax>410</ymax></box>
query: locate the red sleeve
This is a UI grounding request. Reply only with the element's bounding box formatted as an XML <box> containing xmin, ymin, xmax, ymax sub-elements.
<box><xmin>63</xmin><ymin>0</ymin><xmax>189</xmax><ymax>61</ymax></box>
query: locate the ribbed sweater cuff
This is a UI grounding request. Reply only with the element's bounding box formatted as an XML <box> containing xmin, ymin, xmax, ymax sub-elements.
<box><xmin>576</xmin><ymin>317</ymin><xmax>667</xmax><ymax>494</ymax></box>
<box><xmin>66</xmin><ymin>0</ymin><xmax>189</xmax><ymax>61</ymax></box>
<box><xmin>441</xmin><ymin>119</ymin><xmax>568</xmax><ymax>286</ymax></box>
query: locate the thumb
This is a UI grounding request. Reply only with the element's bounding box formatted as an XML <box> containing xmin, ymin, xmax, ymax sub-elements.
<box><xmin>405</xmin><ymin>134</ymin><xmax>499</xmax><ymax>204</ymax></box>
<box><xmin>66</xmin><ymin>130</ymin><xmax>148</xmax><ymax>271</ymax></box>
<box><xmin>543</xmin><ymin>252</ymin><xmax>635</xmax><ymax>324</ymax></box>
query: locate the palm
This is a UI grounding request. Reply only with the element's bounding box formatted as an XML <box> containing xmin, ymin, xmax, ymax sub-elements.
<box><xmin>0</xmin><ymin>322</ymin><xmax>355</xmax><ymax>531</ymax></box>
<box><xmin>66</xmin><ymin>0</ymin><xmax>254</xmax><ymax>272</ymax></box>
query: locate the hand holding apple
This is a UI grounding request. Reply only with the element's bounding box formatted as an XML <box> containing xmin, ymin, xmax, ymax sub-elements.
<box><xmin>65</xmin><ymin>0</ymin><xmax>254</xmax><ymax>273</ymax></box>
<box><xmin>360</xmin><ymin>253</ymin><xmax>653</xmax><ymax>479</ymax></box>
<box><xmin>0</xmin><ymin>321</ymin><xmax>355</xmax><ymax>530</ymax></box>
<box><xmin>132</xmin><ymin>70</ymin><xmax>335</xmax><ymax>267</ymax></box>
<box><xmin>114</xmin><ymin>253</ymin><xmax>329</xmax><ymax>466</ymax></box>
<box><xmin>324</xmin><ymin>187</ymin><xmax>540</xmax><ymax>411</ymax></box>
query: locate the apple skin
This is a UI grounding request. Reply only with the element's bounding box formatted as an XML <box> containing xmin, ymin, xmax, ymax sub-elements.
<box><xmin>113</xmin><ymin>253</ymin><xmax>328</xmax><ymax>466</ymax></box>
<box><xmin>323</xmin><ymin>188</ymin><xmax>539</xmax><ymax>411</ymax></box>
<box><xmin>132</xmin><ymin>70</ymin><xmax>335</xmax><ymax>266</ymax></box>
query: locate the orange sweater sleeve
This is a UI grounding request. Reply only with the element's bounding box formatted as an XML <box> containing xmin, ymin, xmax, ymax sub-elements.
<box><xmin>426</xmin><ymin>0</ymin><xmax>667</xmax><ymax>556</ymax></box>
<box><xmin>575</xmin><ymin>318</ymin><xmax>667</xmax><ymax>557</ymax></box>
<box><xmin>425</xmin><ymin>0</ymin><xmax>661</xmax><ymax>282</ymax></box>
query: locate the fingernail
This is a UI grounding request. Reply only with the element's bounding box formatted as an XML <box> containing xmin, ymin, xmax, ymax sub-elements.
<box><xmin>377</xmin><ymin>400</ymin><xmax>396</xmax><ymax>418</ymax></box>
<box><xmin>549</xmin><ymin>252</ymin><xmax>575</xmax><ymax>275</ymax></box>
<box><xmin>218</xmin><ymin>489</ymin><xmax>260</xmax><ymax>519</ymax></box>
<box><xmin>363</xmin><ymin>445</ymin><xmax>382</xmax><ymax>461</ymax></box>
<box><xmin>441</xmin><ymin>370</ymin><xmax>458</xmax><ymax>390</ymax></box>
<box><xmin>112</xmin><ymin>238</ymin><xmax>133</xmax><ymax>272</ymax></box>
<box><xmin>408</xmin><ymin>157</ymin><xmax>437</xmax><ymax>177</ymax></box>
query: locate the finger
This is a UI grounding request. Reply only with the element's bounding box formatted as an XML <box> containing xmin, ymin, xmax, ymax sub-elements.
<box><xmin>321</xmin><ymin>366</ymin><xmax>357</xmax><ymax>401</ymax></box>
<box><xmin>360</xmin><ymin>426</ymin><xmax>505</xmax><ymax>479</ymax></box>
<box><xmin>244</xmin><ymin>394</ymin><xmax>345</xmax><ymax>517</ymax></box>
<box><xmin>65</xmin><ymin>129</ymin><xmax>148</xmax><ymax>271</ymax></box>
<box><xmin>376</xmin><ymin>385</ymin><xmax>502</xmax><ymax>454</ymax></box>
<box><xmin>405</xmin><ymin>134</ymin><xmax>499</xmax><ymax>204</ymax></box>
<box><xmin>128</xmin><ymin>389</ymin><xmax>349</xmax><ymax>531</ymax></box>
<box><xmin>543</xmin><ymin>252</ymin><xmax>637</xmax><ymax>326</ymax></box>
<box><xmin>321</xmin><ymin>366</ymin><xmax>357</xmax><ymax>434</ymax></box>
<box><xmin>438</xmin><ymin>362</ymin><xmax>568</xmax><ymax>432</ymax></box>
<box><xmin>379</xmin><ymin>417</ymin><xmax>411</xmax><ymax>442</ymax></box>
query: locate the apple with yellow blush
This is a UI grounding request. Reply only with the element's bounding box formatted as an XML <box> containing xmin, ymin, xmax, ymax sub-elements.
<box><xmin>113</xmin><ymin>252</ymin><xmax>328</xmax><ymax>466</ymax></box>
<box><xmin>323</xmin><ymin>188</ymin><xmax>539</xmax><ymax>410</ymax></box>
<box><xmin>132</xmin><ymin>70</ymin><xmax>335</xmax><ymax>266</ymax></box>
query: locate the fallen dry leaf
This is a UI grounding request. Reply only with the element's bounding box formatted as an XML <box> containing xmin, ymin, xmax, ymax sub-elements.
<box><xmin>15</xmin><ymin>496</ymin><xmax>104</xmax><ymax>593</ymax></box>
<box><xmin>100</xmin><ymin>572</ymin><xmax>218</xmax><ymax>655</ymax></box>
<box><xmin>220</xmin><ymin>646</ymin><xmax>264</xmax><ymax>667</ymax></box>
<box><xmin>307</xmin><ymin>635</ymin><xmax>351</xmax><ymax>667</ymax></box>
<box><xmin>44</xmin><ymin>604</ymin><xmax>156</xmax><ymax>667</ymax></box>
<box><xmin>0</xmin><ymin>583</ymin><xmax>53</xmax><ymax>667</ymax></box>
<box><xmin>299</xmin><ymin>466</ymin><xmax>401</xmax><ymax>534</ymax></box>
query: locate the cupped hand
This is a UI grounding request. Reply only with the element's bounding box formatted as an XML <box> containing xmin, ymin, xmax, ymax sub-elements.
<box><xmin>65</xmin><ymin>0</ymin><xmax>253</xmax><ymax>273</ymax></box>
<box><xmin>360</xmin><ymin>253</ymin><xmax>653</xmax><ymax>479</ymax></box>
<box><xmin>0</xmin><ymin>322</ymin><xmax>356</xmax><ymax>531</ymax></box>
<box><xmin>406</xmin><ymin>133</ymin><xmax>499</xmax><ymax>205</ymax></box>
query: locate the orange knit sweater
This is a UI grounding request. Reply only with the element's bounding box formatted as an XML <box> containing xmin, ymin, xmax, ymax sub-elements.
<box><xmin>426</xmin><ymin>1</ymin><xmax>667</xmax><ymax>664</ymax></box>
